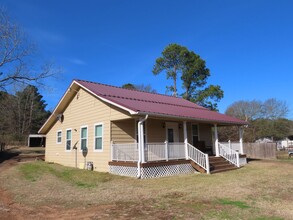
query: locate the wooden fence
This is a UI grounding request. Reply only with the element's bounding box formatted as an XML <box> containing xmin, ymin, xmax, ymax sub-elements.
<box><xmin>243</xmin><ymin>143</ymin><xmax>276</xmax><ymax>159</ymax></box>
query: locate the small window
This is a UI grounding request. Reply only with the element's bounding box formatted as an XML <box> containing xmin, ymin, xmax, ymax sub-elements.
<box><xmin>192</xmin><ymin>125</ymin><xmax>199</xmax><ymax>145</ymax></box>
<box><xmin>80</xmin><ymin>126</ymin><xmax>88</xmax><ymax>150</ymax></box>
<box><xmin>94</xmin><ymin>124</ymin><xmax>103</xmax><ymax>151</ymax></box>
<box><xmin>57</xmin><ymin>131</ymin><xmax>62</xmax><ymax>144</ymax></box>
<box><xmin>66</xmin><ymin>129</ymin><xmax>72</xmax><ymax>151</ymax></box>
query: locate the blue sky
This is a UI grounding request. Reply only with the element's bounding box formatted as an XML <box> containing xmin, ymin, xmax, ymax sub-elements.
<box><xmin>2</xmin><ymin>0</ymin><xmax>293</xmax><ymax>118</ymax></box>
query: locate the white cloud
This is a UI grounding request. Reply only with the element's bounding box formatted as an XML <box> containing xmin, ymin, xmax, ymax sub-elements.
<box><xmin>68</xmin><ymin>58</ymin><xmax>87</xmax><ymax>65</ymax></box>
<box><xmin>26</xmin><ymin>27</ymin><xmax>66</xmax><ymax>44</ymax></box>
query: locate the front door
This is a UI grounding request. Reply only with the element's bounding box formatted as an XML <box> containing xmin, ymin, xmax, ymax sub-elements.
<box><xmin>166</xmin><ymin>122</ymin><xmax>179</xmax><ymax>143</ymax></box>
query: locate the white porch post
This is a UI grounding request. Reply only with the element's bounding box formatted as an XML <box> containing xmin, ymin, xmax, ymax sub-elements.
<box><xmin>137</xmin><ymin>121</ymin><xmax>142</xmax><ymax>163</ymax></box>
<box><xmin>164</xmin><ymin>141</ymin><xmax>168</xmax><ymax>161</ymax></box>
<box><xmin>214</xmin><ymin>124</ymin><xmax>219</xmax><ymax>157</ymax></box>
<box><xmin>239</xmin><ymin>126</ymin><xmax>244</xmax><ymax>154</ymax></box>
<box><xmin>183</xmin><ymin>121</ymin><xmax>188</xmax><ymax>159</ymax></box>
<box><xmin>139</xmin><ymin>120</ymin><xmax>146</xmax><ymax>163</ymax></box>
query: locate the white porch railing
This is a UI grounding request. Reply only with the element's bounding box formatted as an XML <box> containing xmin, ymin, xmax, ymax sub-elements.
<box><xmin>145</xmin><ymin>143</ymin><xmax>165</xmax><ymax>161</ymax></box>
<box><xmin>218</xmin><ymin>142</ymin><xmax>240</xmax><ymax>167</ymax></box>
<box><xmin>220</xmin><ymin>141</ymin><xmax>241</xmax><ymax>152</ymax></box>
<box><xmin>187</xmin><ymin>143</ymin><xmax>210</xmax><ymax>174</ymax></box>
<box><xmin>111</xmin><ymin>143</ymin><xmax>138</xmax><ymax>162</ymax></box>
<box><xmin>111</xmin><ymin>142</ymin><xmax>186</xmax><ymax>162</ymax></box>
<box><xmin>111</xmin><ymin>142</ymin><xmax>211</xmax><ymax>174</ymax></box>
<box><xmin>145</xmin><ymin>142</ymin><xmax>186</xmax><ymax>161</ymax></box>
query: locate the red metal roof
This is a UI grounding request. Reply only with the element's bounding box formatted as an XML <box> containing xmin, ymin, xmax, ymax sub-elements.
<box><xmin>76</xmin><ymin>79</ymin><xmax>247</xmax><ymax>125</ymax></box>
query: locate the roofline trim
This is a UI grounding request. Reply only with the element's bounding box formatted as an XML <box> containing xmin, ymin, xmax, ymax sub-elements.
<box><xmin>38</xmin><ymin>80</ymin><xmax>77</xmax><ymax>134</ymax></box>
<box><xmin>75</xmin><ymin>81</ymin><xmax>138</xmax><ymax>115</ymax></box>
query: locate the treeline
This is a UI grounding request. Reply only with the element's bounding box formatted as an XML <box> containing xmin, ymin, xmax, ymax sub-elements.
<box><xmin>0</xmin><ymin>85</ymin><xmax>50</xmax><ymax>145</ymax></box>
<box><xmin>219</xmin><ymin>99</ymin><xmax>293</xmax><ymax>142</ymax></box>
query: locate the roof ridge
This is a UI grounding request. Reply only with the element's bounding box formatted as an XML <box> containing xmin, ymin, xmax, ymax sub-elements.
<box><xmin>74</xmin><ymin>78</ymin><xmax>197</xmax><ymax>102</ymax></box>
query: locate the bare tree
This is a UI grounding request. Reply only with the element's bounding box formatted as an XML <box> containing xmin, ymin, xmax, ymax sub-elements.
<box><xmin>220</xmin><ymin>98</ymin><xmax>291</xmax><ymax>142</ymax></box>
<box><xmin>225</xmin><ymin>100</ymin><xmax>263</xmax><ymax>121</ymax></box>
<box><xmin>0</xmin><ymin>8</ymin><xmax>57</xmax><ymax>90</ymax></box>
<box><xmin>262</xmin><ymin>98</ymin><xmax>289</xmax><ymax>119</ymax></box>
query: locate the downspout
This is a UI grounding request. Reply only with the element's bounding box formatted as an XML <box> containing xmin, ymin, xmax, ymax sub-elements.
<box><xmin>137</xmin><ymin>114</ymin><xmax>148</xmax><ymax>179</ymax></box>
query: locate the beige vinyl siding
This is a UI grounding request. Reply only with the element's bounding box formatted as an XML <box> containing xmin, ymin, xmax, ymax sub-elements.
<box><xmin>147</xmin><ymin>119</ymin><xmax>166</xmax><ymax>142</ymax></box>
<box><xmin>178</xmin><ymin>123</ymin><xmax>184</xmax><ymax>142</ymax></box>
<box><xmin>147</xmin><ymin>119</ymin><xmax>186</xmax><ymax>143</ymax></box>
<box><xmin>109</xmin><ymin>105</ymin><xmax>133</xmax><ymax>121</ymax></box>
<box><xmin>111</xmin><ymin>119</ymin><xmax>135</xmax><ymax>143</ymax></box>
<box><xmin>45</xmin><ymin>88</ymin><xmax>131</xmax><ymax>172</ymax></box>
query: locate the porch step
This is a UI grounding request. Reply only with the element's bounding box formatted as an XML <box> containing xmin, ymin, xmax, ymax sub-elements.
<box><xmin>209</xmin><ymin>156</ymin><xmax>238</xmax><ymax>174</ymax></box>
<box><xmin>190</xmin><ymin>160</ymin><xmax>206</xmax><ymax>173</ymax></box>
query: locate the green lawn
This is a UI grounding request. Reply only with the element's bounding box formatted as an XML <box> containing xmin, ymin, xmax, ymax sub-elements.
<box><xmin>0</xmin><ymin>157</ymin><xmax>292</xmax><ymax>219</ymax></box>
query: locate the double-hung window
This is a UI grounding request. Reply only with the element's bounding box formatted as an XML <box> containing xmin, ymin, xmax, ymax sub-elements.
<box><xmin>57</xmin><ymin>130</ymin><xmax>62</xmax><ymax>144</ymax></box>
<box><xmin>66</xmin><ymin>129</ymin><xmax>72</xmax><ymax>151</ymax></box>
<box><xmin>94</xmin><ymin>124</ymin><xmax>103</xmax><ymax>151</ymax></box>
<box><xmin>80</xmin><ymin>126</ymin><xmax>88</xmax><ymax>150</ymax></box>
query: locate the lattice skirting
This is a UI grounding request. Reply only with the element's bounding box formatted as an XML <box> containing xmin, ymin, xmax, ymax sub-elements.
<box><xmin>141</xmin><ymin>163</ymin><xmax>195</xmax><ymax>179</ymax></box>
<box><xmin>109</xmin><ymin>163</ymin><xmax>195</xmax><ymax>179</ymax></box>
<box><xmin>109</xmin><ymin>165</ymin><xmax>138</xmax><ymax>178</ymax></box>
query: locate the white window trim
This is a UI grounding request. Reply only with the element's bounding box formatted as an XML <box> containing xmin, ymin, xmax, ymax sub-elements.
<box><xmin>165</xmin><ymin>122</ymin><xmax>179</xmax><ymax>143</ymax></box>
<box><xmin>80</xmin><ymin>125</ymin><xmax>88</xmax><ymax>151</ymax></box>
<box><xmin>65</xmin><ymin>128</ymin><xmax>72</xmax><ymax>152</ymax></box>
<box><xmin>56</xmin><ymin>130</ymin><xmax>62</xmax><ymax>144</ymax></box>
<box><xmin>94</xmin><ymin>123</ymin><xmax>103</xmax><ymax>152</ymax></box>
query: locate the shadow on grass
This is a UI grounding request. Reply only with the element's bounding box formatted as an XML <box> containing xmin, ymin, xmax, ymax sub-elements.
<box><xmin>0</xmin><ymin>151</ymin><xmax>20</xmax><ymax>164</ymax></box>
<box><xmin>246</xmin><ymin>158</ymin><xmax>262</xmax><ymax>163</ymax></box>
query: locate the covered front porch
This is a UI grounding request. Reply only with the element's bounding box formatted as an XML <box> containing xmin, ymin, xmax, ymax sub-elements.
<box><xmin>109</xmin><ymin>116</ymin><xmax>246</xmax><ymax>178</ymax></box>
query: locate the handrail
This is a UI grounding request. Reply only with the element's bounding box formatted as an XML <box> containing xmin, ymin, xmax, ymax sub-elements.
<box><xmin>218</xmin><ymin>142</ymin><xmax>240</xmax><ymax>167</ymax></box>
<box><xmin>187</xmin><ymin>143</ymin><xmax>210</xmax><ymax>174</ymax></box>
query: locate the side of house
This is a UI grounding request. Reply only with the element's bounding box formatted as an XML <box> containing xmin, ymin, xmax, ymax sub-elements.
<box><xmin>45</xmin><ymin>87</ymin><xmax>131</xmax><ymax>172</ymax></box>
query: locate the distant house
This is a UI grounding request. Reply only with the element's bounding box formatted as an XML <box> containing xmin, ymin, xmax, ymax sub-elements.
<box><xmin>39</xmin><ymin>79</ymin><xmax>247</xmax><ymax>178</ymax></box>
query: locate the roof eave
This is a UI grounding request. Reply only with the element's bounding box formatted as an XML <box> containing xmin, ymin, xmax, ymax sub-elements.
<box><xmin>75</xmin><ymin>81</ymin><xmax>138</xmax><ymax>115</ymax></box>
<box><xmin>133</xmin><ymin>111</ymin><xmax>248</xmax><ymax>126</ymax></box>
<box><xmin>38</xmin><ymin>80</ymin><xmax>78</xmax><ymax>134</ymax></box>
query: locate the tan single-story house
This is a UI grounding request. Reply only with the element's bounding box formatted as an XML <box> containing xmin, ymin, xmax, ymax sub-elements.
<box><xmin>39</xmin><ymin>79</ymin><xmax>247</xmax><ymax>178</ymax></box>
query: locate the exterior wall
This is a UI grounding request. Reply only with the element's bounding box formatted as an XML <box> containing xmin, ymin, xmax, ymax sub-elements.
<box><xmin>111</xmin><ymin>119</ymin><xmax>136</xmax><ymax>143</ymax></box>
<box><xmin>45</xmin><ymin>88</ymin><xmax>131</xmax><ymax>172</ymax></box>
<box><xmin>147</xmin><ymin>119</ymin><xmax>186</xmax><ymax>143</ymax></box>
<box><xmin>147</xmin><ymin>119</ymin><xmax>166</xmax><ymax>142</ymax></box>
<box><xmin>146</xmin><ymin>119</ymin><xmax>212</xmax><ymax>147</ymax></box>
